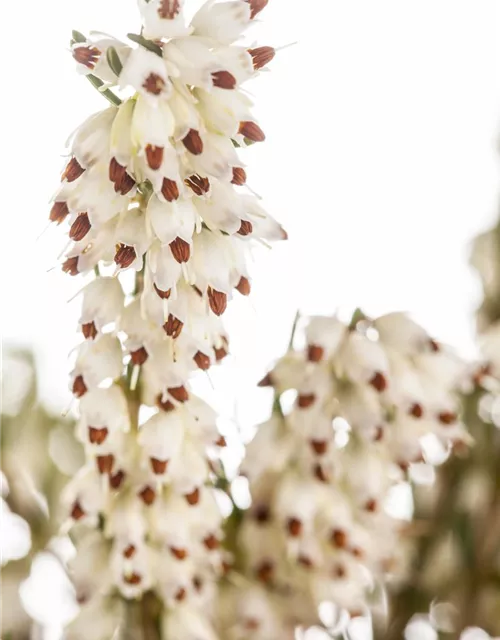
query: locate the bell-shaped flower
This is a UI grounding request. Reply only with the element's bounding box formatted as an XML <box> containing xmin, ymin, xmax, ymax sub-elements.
<box><xmin>119</xmin><ymin>47</ymin><xmax>172</xmax><ymax>101</ymax></box>
<box><xmin>305</xmin><ymin>316</ymin><xmax>346</xmax><ymax>362</ymax></box>
<box><xmin>70</xmin><ymin>335</ymin><xmax>123</xmax><ymax>397</ymax></box>
<box><xmin>68</xmin><ymin>107</ymin><xmax>116</xmax><ymax>170</ymax></box>
<box><xmin>114</xmin><ymin>208</ymin><xmax>152</xmax><ymax>272</ymax></box>
<box><xmin>72</xmin><ymin>35</ymin><xmax>131</xmax><ymax>84</ymax></box>
<box><xmin>191</xmin><ymin>1</ymin><xmax>253</xmax><ymax>45</ymax></box>
<box><xmin>79</xmin><ymin>277</ymin><xmax>125</xmax><ymax>338</ymax></box>
<box><xmin>138</xmin><ymin>0</ymin><xmax>191</xmax><ymax>40</ymax></box>
<box><xmin>147</xmin><ymin>194</ymin><xmax>196</xmax><ymax>261</ymax></box>
<box><xmin>138</xmin><ymin>411</ymin><xmax>185</xmax><ymax>473</ymax></box>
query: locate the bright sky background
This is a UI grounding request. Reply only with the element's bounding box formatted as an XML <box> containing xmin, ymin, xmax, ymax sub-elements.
<box><xmin>3</xmin><ymin>0</ymin><xmax>500</xmax><ymax>421</ymax></box>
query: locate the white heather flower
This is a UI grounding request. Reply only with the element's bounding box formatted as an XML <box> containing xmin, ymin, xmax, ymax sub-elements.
<box><xmin>138</xmin><ymin>411</ymin><xmax>184</xmax><ymax>473</ymax></box>
<box><xmin>191</xmin><ymin>1</ymin><xmax>253</xmax><ymax>45</ymax></box>
<box><xmin>78</xmin><ymin>385</ymin><xmax>131</xmax><ymax>442</ymax></box>
<box><xmin>114</xmin><ymin>208</ymin><xmax>152</xmax><ymax>272</ymax></box>
<box><xmin>138</xmin><ymin>0</ymin><xmax>191</xmax><ymax>40</ymax></box>
<box><xmin>164</xmin><ymin>37</ymin><xmax>219</xmax><ymax>90</ymax></box>
<box><xmin>79</xmin><ymin>277</ymin><xmax>125</xmax><ymax>339</ymax></box>
<box><xmin>147</xmin><ymin>194</ymin><xmax>196</xmax><ymax>253</ymax></box>
<box><xmin>72</xmin><ymin>35</ymin><xmax>131</xmax><ymax>83</ymax></box>
<box><xmin>195</xmin><ymin>87</ymin><xmax>254</xmax><ymax>139</ymax></box>
<box><xmin>70</xmin><ymin>335</ymin><xmax>123</xmax><ymax>397</ymax></box>
<box><xmin>374</xmin><ymin>311</ymin><xmax>431</xmax><ymax>355</ymax></box>
<box><xmin>62</xmin><ymin>466</ymin><xmax>106</xmax><ymax>524</ymax></box>
<box><xmin>68</xmin><ymin>108</ymin><xmax>116</xmax><ymax>170</ymax></box>
<box><xmin>119</xmin><ymin>46</ymin><xmax>173</xmax><ymax>101</ymax></box>
<box><xmin>305</xmin><ymin>315</ymin><xmax>346</xmax><ymax>362</ymax></box>
<box><xmin>65</xmin><ymin>595</ymin><xmax>124</xmax><ymax>640</ymax></box>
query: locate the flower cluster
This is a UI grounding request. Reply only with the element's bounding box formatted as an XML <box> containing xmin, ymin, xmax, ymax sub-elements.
<box><xmin>49</xmin><ymin>0</ymin><xmax>284</xmax><ymax>636</ymax></box>
<box><xmin>228</xmin><ymin>312</ymin><xmax>469</xmax><ymax>633</ymax></box>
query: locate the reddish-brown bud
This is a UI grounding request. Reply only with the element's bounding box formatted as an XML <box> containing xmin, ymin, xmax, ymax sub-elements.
<box><xmin>170</xmin><ymin>546</ymin><xmax>188</xmax><ymax>560</ymax></box>
<box><xmin>194</xmin><ymin>351</ymin><xmax>211</xmax><ymax>371</ymax></box>
<box><xmin>237</xmin><ymin>219</ymin><xmax>253</xmax><ymax>236</ymax></box>
<box><xmin>144</xmin><ymin>144</ymin><xmax>164</xmax><ymax>170</ymax></box>
<box><xmin>62</xmin><ymin>256</ymin><xmax>79</xmax><ymax>276</ymax></box>
<box><xmin>185</xmin><ymin>174</ymin><xmax>210</xmax><ymax>196</ymax></box>
<box><xmin>254</xmin><ymin>505</ymin><xmax>271</xmax><ymax>523</ymax></box>
<box><xmin>174</xmin><ymin>587</ymin><xmax>187</xmax><ymax>602</ymax></box>
<box><xmin>161</xmin><ymin>178</ymin><xmax>179</xmax><ymax>201</ymax></box>
<box><xmin>158</xmin><ymin>0</ymin><xmax>181</xmax><ymax>18</ymax></box>
<box><xmin>130</xmin><ymin>347</ymin><xmax>148</xmax><ymax>366</ymax></box>
<box><xmin>246</xmin><ymin>0</ymin><xmax>268</xmax><ymax>19</ymax></box>
<box><xmin>185</xmin><ymin>487</ymin><xmax>200</xmax><ymax>506</ymax></box>
<box><xmin>71</xmin><ymin>501</ymin><xmax>85</xmax><ymax>520</ymax></box>
<box><xmin>62</xmin><ymin>157</ymin><xmax>85</xmax><ymax>182</ymax></box>
<box><xmin>124</xmin><ymin>572</ymin><xmax>142</xmax><ymax>585</ymax></box>
<box><xmin>286</xmin><ymin>517</ymin><xmax>303</xmax><ymax>537</ymax></box>
<box><xmin>70</xmin><ymin>213</ymin><xmax>91</xmax><ymax>241</ymax></box>
<box><xmin>96</xmin><ymin>454</ymin><xmax>114</xmax><ymax>475</ymax></box>
<box><xmin>138</xmin><ymin>485</ymin><xmax>156</xmax><ymax>506</ymax></box>
<box><xmin>373</xmin><ymin>425</ymin><xmax>385</xmax><ymax>442</ymax></box>
<box><xmin>236</xmin><ymin>276</ymin><xmax>251</xmax><ymax>296</ymax></box>
<box><xmin>297</xmin><ymin>393</ymin><xmax>316</xmax><ymax>409</ymax></box>
<box><xmin>310</xmin><ymin>439</ymin><xmax>328</xmax><ymax>455</ymax></box>
<box><xmin>215</xmin><ymin>435</ymin><xmax>227</xmax><ymax>447</ymax></box>
<box><xmin>82</xmin><ymin>321</ymin><xmax>98</xmax><ymax>340</ymax></box>
<box><xmin>214</xmin><ymin>338</ymin><xmax>229</xmax><ymax>361</ymax></box>
<box><xmin>157</xmin><ymin>394</ymin><xmax>176</xmax><ymax>412</ymax></box>
<box><xmin>409</xmin><ymin>403</ymin><xmax>424</xmax><ymax>418</ymax></box>
<box><xmin>331</xmin><ymin>528</ymin><xmax>348</xmax><ymax>549</ymax></box>
<box><xmin>114</xmin><ymin>244</ymin><xmax>137</xmax><ymax>269</ymax></box>
<box><xmin>333</xmin><ymin>564</ymin><xmax>346</xmax><ymax>579</ymax></box>
<box><xmin>231</xmin><ymin>167</ymin><xmax>247</xmax><ymax>185</ymax></box>
<box><xmin>88</xmin><ymin>426</ymin><xmax>108</xmax><ymax>445</ymax></box>
<box><xmin>248</xmin><ymin>46</ymin><xmax>275</xmax><ymax>70</ymax></box>
<box><xmin>115</xmin><ymin>170</ymin><xmax>135</xmax><ymax>195</ymax></box>
<box><xmin>193</xmin><ymin>576</ymin><xmax>203</xmax><ymax>592</ymax></box>
<box><xmin>50</xmin><ymin>201</ymin><xmax>69</xmax><ymax>224</ymax></box>
<box><xmin>72</xmin><ymin>375</ymin><xmax>87</xmax><ymax>397</ymax></box>
<box><xmin>163</xmin><ymin>314</ymin><xmax>184</xmax><ymax>338</ymax></box>
<box><xmin>429</xmin><ymin>338</ymin><xmax>441</xmax><ymax>353</ymax></box>
<box><xmin>73</xmin><ymin>45</ymin><xmax>101</xmax><ymax>69</ymax></box>
<box><xmin>212</xmin><ymin>70</ymin><xmax>237</xmax><ymax>89</ymax></box>
<box><xmin>183</xmin><ymin>128</ymin><xmax>203</xmax><ymax>155</ymax></box>
<box><xmin>239</xmin><ymin>121</ymin><xmax>265</xmax><ymax>142</ymax></box>
<box><xmin>298</xmin><ymin>555</ymin><xmax>314</xmax><ymax>569</ymax></box>
<box><xmin>438</xmin><ymin>411</ymin><xmax>458</xmax><ymax>425</ymax></box>
<box><xmin>307</xmin><ymin>345</ymin><xmax>324</xmax><ymax>362</ymax></box>
<box><xmin>314</xmin><ymin>463</ymin><xmax>329</xmax><ymax>483</ymax></box>
<box><xmin>364</xmin><ymin>499</ymin><xmax>378</xmax><ymax>513</ymax></box>
<box><xmin>258</xmin><ymin>373</ymin><xmax>273</xmax><ymax>387</ymax></box>
<box><xmin>109</xmin><ymin>470</ymin><xmax>125</xmax><ymax>490</ymax></box>
<box><xmin>369</xmin><ymin>371</ymin><xmax>388</xmax><ymax>393</ymax></box>
<box><xmin>203</xmin><ymin>534</ymin><xmax>220</xmax><ymax>550</ymax></box>
<box><xmin>256</xmin><ymin>560</ymin><xmax>274</xmax><ymax>583</ymax></box>
<box><xmin>150</xmin><ymin>458</ymin><xmax>168</xmax><ymax>475</ymax></box>
<box><xmin>168</xmin><ymin>386</ymin><xmax>189</xmax><ymax>403</ymax></box>
<box><xmin>123</xmin><ymin>545</ymin><xmax>136</xmax><ymax>559</ymax></box>
<box><xmin>208</xmin><ymin>287</ymin><xmax>227</xmax><ymax>316</ymax></box>
<box><xmin>169</xmin><ymin>237</ymin><xmax>190</xmax><ymax>263</ymax></box>
<box><xmin>142</xmin><ymin>73</ymin><xmax>166</xmax><ymax>96</ymax></box>
<box><xmin>154</xmin><ymin>284</ymin><xmax>171</xmax><ymax>299</ymax></box>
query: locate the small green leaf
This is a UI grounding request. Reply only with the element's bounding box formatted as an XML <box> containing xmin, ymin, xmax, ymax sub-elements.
<box><xmin>71</xmin><ymin>30</ymin><xmax>86</xmax><ymax>44</ymax></box>
<box><xmin>106</xmin><ymin>46</ymin><xmax>123</xmax><ymax>76</ymax></box>
<box><xmin>127</xmin><ymin>33</ymin><xmax>162</xmax><ymax>57</ymax></box>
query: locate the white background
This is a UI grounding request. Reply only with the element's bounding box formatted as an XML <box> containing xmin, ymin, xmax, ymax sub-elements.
<box><xmin>3</xmin><ymin>0</ymin><xmax>500</xmax><ymax>417</ymax></box>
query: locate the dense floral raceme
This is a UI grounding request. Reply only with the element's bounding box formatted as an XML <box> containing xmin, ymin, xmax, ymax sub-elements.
<box><xmin>48</xmin><ymin>1</ymin><xmax>285</xmax><ymax>636</ymax></box>
<box><xmin>221</xmin><ymin>312</ymin><xmax>471</xmax><ymax>636</ymax></box>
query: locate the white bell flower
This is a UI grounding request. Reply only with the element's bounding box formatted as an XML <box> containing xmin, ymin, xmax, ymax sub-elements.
<box><xmin>119</xmin><ymin>46</ymin><xmax>173</xmax><ymax>101</ymax></box>
<box><xmin>70</xmin><ymin>335</ymin><xmax>123</xmax><ymax>396</ymax></box>
<box><xmin>72</xmin><ymin>35</ymin><xmax>131</xmax><ymax>84</ymax></box>
<box><xmin>114</xmin><ymin>208</ymin><xmax>152</xmax><ymax>271</ymax></box>
<box><xmin>138</xmin><ymin>0</ymin><xmax>191</xmax><ymax>40</ymax></box>
<box><xmin>138</xmin><ymin>411</ymin><xmax>185</xmax><ymax>471</ymax></box>
<box><xmin>147</xmin><ymin>194</ymin><xmax>196</xmax><ymax>259</ymax></box>
<box><xmin>79</xmin><ymin>277</ymin><xmax>125</xmax><ymax>338</ymax></box>
<box><xmin>191</xmin><ymin>1</ymin><xmax>253</xmax><ymax>45</ymax></box>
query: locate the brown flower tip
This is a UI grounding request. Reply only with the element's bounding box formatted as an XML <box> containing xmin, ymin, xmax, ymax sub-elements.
<box><xmin>109</xmin><ymin>158</ymin><xmax>135</xmax><ymax>195</ymax></box>
<box><xmin>286</xmin><ymin>517</ymin><xmax>303</xmax><ymax>537</ymax></box>
<box><xmin>246</xmin><ymin>0</ymin><xmax>268</xmax><ymax>19</ymax></box>
<box><xmin>62</xmin><ymin>256</ymin><xmax>80</xmax><ymax>276</ymax></box>
<box><xmin>185</xmin><ymin>174</ymin><xmax>210</xmax><ymax>196</ymax></box>
<box><xmin>194</xmin><ymin>350</ymin><xmax>211</xmax><ymax>371</ymax></box>
<box><xmin>185</xmin><ymin>487</ymin><xmax>200</xmax><ymax>506</ymax></box>
<box><xmin>163</xmin><ymin>314</ymin><xmax>184</xmax><ymax>338</ymax></box>
<box><xmin>161</xmin><ymin>177</ymin><xmax>180</xmax><ymax>202</ymax></box>
<box><xmin>157</xmin><ymin>394</ymin><xmax>176</xmax><ymax>412</ymax></box>
<box><xmin>174</xmin><ymin>587</ymin><xmax>187</xmax><ymax>602</ymax></box>
<box><xmin>71</xmin><ymin>500</ymin><xmax>85</xmax><ymax>521</ymax></box>
<box><xmin>145</xmin><ymin>144</ymin><xmax>164</xmax><ymax>170</ymax></box>
<box><xmin>314</xmin><ymin>463</ymin><xmax>329</xmax><ymax>483</ymax></box>
<box><xmin>409</xmin><ymin>403</ymin><xmax>424</xmax><ymax>419</ymax></box>
<box><xmin>239</xmin><ymin>121</ymin><xmax>265</xmax><ymax>142</ymax></box>
<box><xmin>280</xmin><ymin>226</ymin><xmax>289</xmax><ymax>240</ymax></box>
<box><xmin>193</xmin><ymin>576</ymin><xmax>203</xmax><ymax>592</ymax></box>
<box><xmin>168</xmin><ymin>385</ymin><xmax>189</xmax><ymax>403</ymax></box>
<box><xmin>244</xmin><ymin>618</ymin><xmax>260</xmax><ymax>631</ymax></box>
<box><xmin>124</xmin><ymin>572</ymin><xmax>142</xmax><ymax>585</ymax></box>
<box><xmin>142</xmin><ymin>72</ymin><xmax>166</xmax><ymax>96</ymax></box>
<box><xmin>254</xmin><ymin>504</ymin><xmax>271</xmax><ymax>523</ymax></box>
<box><xmin>297</xmin><ymin>393</ymin><xmax>316</xmax><ymax>409</ymax></box>
<box><xmin>158</xmin><ymin>0</ymin><xmax>180</xmax><ymax>19</ymax></box>
<box><xmin>72</xmin><ymin>375</ymin><xmax>87</xmax><ymax>398</ymax></box>
<box><xmin>183</xmin><ymin>128</ymin><xmax>204</xmax><ymax>155</ymax></box>
<box><xmin>298</xmin><ymin>554</ymin><xmax>314</xmax><ymax>569</ymax></box>
<box><xmin>373</xmin><ymin>425</ymin><xmax>385</xmax><ymax>442</ymax></box>
<box><xmin>331</xmin><ymin>528</ymin><xmax>348</xmax><ymax>549</ymax></box>
<box><xmin>369</xmin><ymin>371</ymin><xmax>388</xmax><ymax>393</ymax></box>
<box><xmin>154</xmin><ymin>284</ymin><xmax>171</xmax><ymax>300</ymax></box>
<box><xmin>62</xmin><ymin>157</ymin><xmax>85</xmax><ymax>183</ymax></box>
<box><xmin>70</xmin><ymin>213</ymin><xmax>91</xmax><ymax>241</ymax></box>
<box><xmin>96</xmin><ymin>454</ymin><xmax>115</xmax><ymax>475</ymax></box>
<box><xmin>307</xmin><ymin>345</ymin><xmax>324</xmax><ymax>363</ymax></box>
<box><xmin>351</xmin><ymin>547</ymin><xmax>364</xmax><ymax>559</ymax></box>
<box><xmin>428</xmin><ymin>338</ymin><xmax>441</xmax><ymax>353</ymax></box>
<box><xmin>231</xmin><ymin>167</ymin><xmax>247</xmax><ymax>185</ymax></box>
<box><xmin>169</xmin><ymin>236</ymin><xmax>191</xmax><ymax>263</ymax></box>
<box><xmin>208</xmin><ymin>287</ymin><xmax>227</xmax><ymax>316</ymax></box>
<box><xmin>109</xmin><ymin>470</ymin><xmax>125</xmax><ymax>490</ymax></box>
<box><xmin>438</xmin><ymin>411</ymin><xmax>458</xmax><ymax>425</ymax></box>
<box><xmin>236</xmin><ymin>276</ymin><xmax>251</xmax><ymax>296</ymax></box>
<box><xmin>214</xmin><ymin>338</ymin><xmax>229</xmax><ymax>361</ymax></box>
<box><xmin>138</xmin><ymin>485</ymin><xmax>156</xmax><ymax>506</ymax></box>
<box><xmin>150</xmin><ymin>457</ymin><xmax>168</xmax><ymax>475</ymax></box>
<box><xmin>310</xmin><ymin>439</ymin><xmax>328</xmax><ymax>455</ymax></box>
<box><xmin>212</xmin><ymin>70</ymin><xmax>237</xmax><ymax>90</ymax></box>
<box><xmin>123</xmin><ymin>544</ymin><xmax>136</xmax><ymax>559</ymax></box>
<box><xmin>258</xmin><ymin>373</ymin><xmax>273</xmax><ymax>387</ymax></box>
<box><xmin>88</xmin><ymin>426</ymin><xmax>109</xmax><ymax>445</ymax></box>
<box><xmin>215</xmin><ymin>435</ymin><xmax>227</xmax><ymax>447</ymax></box>
<box><xmin>82</xmin><ymin>321</ymin><xmax>98</xmax><ymax>340</ymax></box>
<box><xmin>73</xmin><ymin>45</ymin><xmax>101</xmax><ymax>69</ymax></box>
<box><xmin>203</xmin><ymin>534</ymin><xmax>220</xmax><ymax>550</ymax></box>
<box><xmin>50</xmin><ymin>201</ymin><xmax>69</xmax><ymax>224</ymax></box>
<box><xmin>333</xmin><ymin>563</ymin><xmax>346</xmax><ymax>579</ymax></box>
<box><xmin>256</xmin><ymin>560</ymin><xmax>274</xmax><ymax>583</ymax></box>
<box><xmin>364</xmin><ymin>499</ymin><xmax>378</xmax><ymax>513</ymax></box>
<box><xmin>248</xmin><ymin>46</ymin><xmax>275</xmax><ymax>70</ymax></box>
<box><xmin>114</xmin><ymin>244</ymin><xmax>137</xmax><ymax>269</ymax></box>
<box><xmin>170</xmin><ymin>546</ymin><xmax>188</xmax><ymax>560</ymax></box>
<box><xmin>130</xmin><ymin>347</ymin><xmax>148</xmax><ymax>366</ymax></box>
<box><xmin>237</xmin><ymin>219</ymin><xmax>253</xmax><ymax>236</ymax></box>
